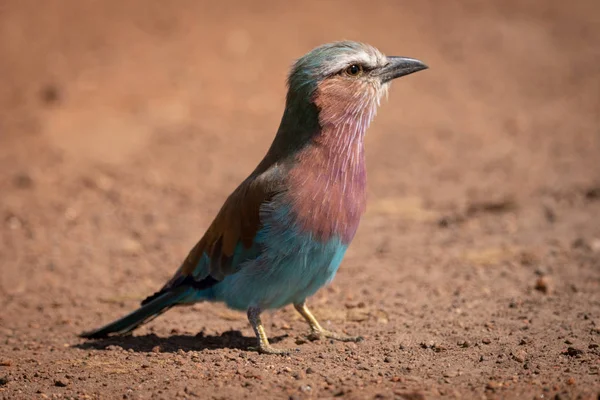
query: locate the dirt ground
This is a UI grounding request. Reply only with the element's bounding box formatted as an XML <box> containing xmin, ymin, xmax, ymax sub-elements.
<box><xmin>1</xmin><ymin>0</ymin><xmax>599</xmax><ymax>399</ymax></box>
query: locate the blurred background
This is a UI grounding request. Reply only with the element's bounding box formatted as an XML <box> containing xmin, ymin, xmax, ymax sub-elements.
<box><xmin>1</xmin><ymin>0</ymin><xmax>599</xmax><ymax>398</ymax></box>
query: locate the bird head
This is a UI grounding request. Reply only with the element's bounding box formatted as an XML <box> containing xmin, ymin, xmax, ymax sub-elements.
<box><xmin>261</xmin><ymin>41</ymin><xmax>427</xmax><ymax>167</ymax></box>
<box><xmin>286</xmin><ymin>41</ymin><xmax>427</xmax><ymax>130</ymax></box>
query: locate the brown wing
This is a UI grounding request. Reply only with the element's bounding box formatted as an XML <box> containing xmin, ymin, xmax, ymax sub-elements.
<box><xmin>167</xmin><ymin>167</ymin><xmax>283</xmax><ymax>287</ymax></box>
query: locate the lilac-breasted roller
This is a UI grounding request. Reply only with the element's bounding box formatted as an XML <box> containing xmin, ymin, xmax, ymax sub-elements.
<box><xmin>81</xmin><ymin>41</ymin><xmax>427</xmax><ymax>354</ymax></box>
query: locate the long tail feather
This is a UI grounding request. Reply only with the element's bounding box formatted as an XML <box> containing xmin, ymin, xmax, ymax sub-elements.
<box><xmin>80</xmin><ymin>288</ymin><xmax>190</xmax><ymax>339</ymax></box>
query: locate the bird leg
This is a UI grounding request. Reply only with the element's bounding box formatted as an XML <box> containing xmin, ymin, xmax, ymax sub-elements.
<box><xmin>294</xmin><ymin>302</ymin><xmax>363</xmax><ymax>342</ymax></box>
<box><xmin>247</xmin><ymin>307</ymin><xmax>299</xmax><ymax>355</ymax></box>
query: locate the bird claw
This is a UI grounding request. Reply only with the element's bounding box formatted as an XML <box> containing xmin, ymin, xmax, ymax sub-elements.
<box><xmin>306</xmin><ymin>329</ymin><xmax>364</xmax><ymax>343</ymax></box>
<box><xmin>248</xmin><ymin>345</ymin><xmax>300</xmax><ymax>355</ymax></box>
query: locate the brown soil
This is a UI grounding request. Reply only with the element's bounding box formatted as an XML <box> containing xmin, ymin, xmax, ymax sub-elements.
<box><xmin>1</xmin><ymin>1</ymin><xmax>599</xmax><ymax>399</ymax></box>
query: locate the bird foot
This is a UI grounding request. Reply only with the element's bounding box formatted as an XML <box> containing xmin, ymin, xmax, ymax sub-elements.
<box><xmin>248</xmin><ymin>344</ymin><xmax>300</xmax><ymax>355</ymax></box>
<box><xmin>306</xmin><ymin>329</ymin><xmax>364</xmax><ymax>343</ymax></box>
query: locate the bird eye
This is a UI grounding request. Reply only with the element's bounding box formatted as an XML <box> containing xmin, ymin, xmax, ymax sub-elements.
<box><xmin>344</xmin><ymin>64</ymin><xmax>363</xmax><ymax>77</ymax></box>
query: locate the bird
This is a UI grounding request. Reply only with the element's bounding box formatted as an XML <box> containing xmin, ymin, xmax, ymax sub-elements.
<box><xmin>81</xmin><ymin>41</ymin><xmax>427</xmax><ymax>354</ymax></box>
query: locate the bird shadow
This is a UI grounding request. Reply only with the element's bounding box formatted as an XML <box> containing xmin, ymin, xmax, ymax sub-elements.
<box><xmin>75</xmin><ymin>330</ymin><xmax>289</xmax><ymax>353</ymax></box>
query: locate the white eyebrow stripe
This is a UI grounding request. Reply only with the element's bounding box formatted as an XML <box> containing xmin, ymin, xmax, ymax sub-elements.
<box><xmin>320</xmin><ymin>52</ymin><xmax>386</xmax><ymax>76</ymax></box>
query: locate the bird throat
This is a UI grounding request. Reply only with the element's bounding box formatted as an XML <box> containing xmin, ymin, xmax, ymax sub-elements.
<box><xmin>286</xmin><ymin>82</ymin><xmax>378</xmax><ymax>244</ymax></box>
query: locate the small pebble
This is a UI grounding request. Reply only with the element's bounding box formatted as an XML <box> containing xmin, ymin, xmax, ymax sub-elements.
<box><xmin>299</xmin><ymin>384</ymin><xmax>312</xmax><ymax>393</ymax></box>
<box><xmin>291</xmin><ymin>371</ymin><xmax>305</xmax><ymax>380</ymax></box>
<box><xmin>433</xmin><ymin>343</ymin><xmax>446</xmax><ymax>352</ymax></box>
<box><xmin>54</xmin><ymin>378</ymin><xmax>70</xmax><ymax>387</ymax></box>
<box><xmin>566</xmin><ymin>377</ymin><xmax>575</xmax><ymax>385</ymax></box>
<box><xmin>121</xmin><ymin>237</ymin><xmax>143</xmax><ymax>256</ymax></box>
<box><xmin>564</xmin><ymin>347</ymin><xmax>583</xmax><ymax>357</ymax></box>
<box><xmin>512</xmin><ymin>350</ymin><xmax>526</xmax><ymax>363</ymax></box>
<box><xmin>534</xmin><ymin>277</ymin><xmax>551</xmax><ymax>294</ymax></box>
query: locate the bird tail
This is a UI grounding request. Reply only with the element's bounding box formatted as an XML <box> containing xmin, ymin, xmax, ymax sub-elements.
<box><xmin>80</xmin><ymin>288</ymin><xmax>190</xmax><ymax>339</ymax></box>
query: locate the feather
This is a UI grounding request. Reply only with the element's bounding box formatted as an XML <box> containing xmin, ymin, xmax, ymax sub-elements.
<box><xmin>157</xmin><ymin>165</ymin><xmax>285</xmax><ymax>292</ymax></box>
<box><xmin>80</xmin><ymin>287</ymin><xmax>191</xmax><ymax>338</ymax></box>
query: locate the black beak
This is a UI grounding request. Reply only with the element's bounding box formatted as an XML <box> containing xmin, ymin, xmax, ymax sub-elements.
<box><xmin>377</xmin><ymin>56</ymin><xmax>428</xmax><ymax>83</ymax></box>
